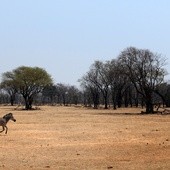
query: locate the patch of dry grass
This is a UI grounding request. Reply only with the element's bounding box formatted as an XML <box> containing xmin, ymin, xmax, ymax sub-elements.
<box><xmin>0</xmin><ymin>106</ymin><xmax>169</xmax><ymax>170</ymax></box>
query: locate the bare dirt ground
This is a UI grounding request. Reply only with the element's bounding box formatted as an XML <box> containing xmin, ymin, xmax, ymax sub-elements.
<box><xmin>0</xmin><ymin>105</ymin><xmax>169</xmax><ymax>170</ymax></box>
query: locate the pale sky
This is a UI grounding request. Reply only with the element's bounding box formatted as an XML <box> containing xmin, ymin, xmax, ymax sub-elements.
<box><xmin>0</xmin><ymin>0</ymin><xmax>170</xmax><ymax>86</ymax></box>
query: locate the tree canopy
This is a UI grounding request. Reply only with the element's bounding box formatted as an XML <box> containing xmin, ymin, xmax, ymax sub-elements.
<box><xmin>80</xmin><ymin>47</ymin><xmax>167</xmax><ymax>113</ymax></box>
<box><xmin>118</xmin><ymin>47</ymin><xmax>166</xmax><ymax>113</ymax></box>
<box><xmin>1</xmin><ymin>66</ymin><xmax>53</xmax><ymax>109</ymax></box>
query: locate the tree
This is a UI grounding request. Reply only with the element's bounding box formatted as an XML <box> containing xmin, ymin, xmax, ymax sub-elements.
<box><xmin>118</xmin><ymin>47</ymin><xmax>166</xmax><ymax>113</ymax></box>
<box><xmin>155</xmin><ymin>82</ymin><xmax>170</xmax><ymax>107</ymax></box>
<box><xmin>55</xmin><ymin>83</ymin><xmax>69</xmax><ymax>106</ymax></box>
<box><xmin>67</xmin><ymin>85</ymin><xmax>80</xmax><ymax>105</ymax></box>
<box><xmin>1</xmin><ymin>71</ymin><xmax>18</xmax><ymax>106</ymax></box>
<box><xmin>106</xmin><ymin>59</ymin><xmax>128</xmax><ymax>109</ymax></box>
<box><xmin>80</xmin><ymin>76</ymin><xmax>100</xmax><ymax>109</ymax></box>
<box><xmin>42</xmin><ymin>85</ymin><xmax>57</xmax><ymax>104</ymax></box>
<box><xmin>2</xmin><ymin>66</ymin><xmax>53</xmax><ymax>110</ymax></box>
<box><xmin>79</xmin><ymin>60</ymin><xmax>110</xmax><ymax>109</ymax></box>
<box><xmin>89</xmin><ymin>61</ymin><xmax>110</xmax><ymax>109</ymax></box>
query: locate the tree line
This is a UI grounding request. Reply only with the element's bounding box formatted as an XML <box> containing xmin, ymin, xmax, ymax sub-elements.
<box><xmin>0</xmin><ymin>47</ymin><xmax>170</xmax><ymax>113</ymax></box>
<box><xmin>80</xmin><ymin>47</ymin><xmax>169</xmax><ymax>113</ymax></box>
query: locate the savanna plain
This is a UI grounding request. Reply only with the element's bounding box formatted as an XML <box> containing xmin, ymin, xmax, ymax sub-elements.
<box><xmin>0</xmin><ymin>105</ymin><xmax>169</xmax><ymax>170</ymax></box>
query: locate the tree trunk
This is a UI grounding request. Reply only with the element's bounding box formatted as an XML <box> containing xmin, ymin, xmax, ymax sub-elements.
<box><xmin>111</xmin><ymin>90</ymin><xmax>117</xmax><ymax>110</ymax></box>
<box><xmin>124</xmin><ymin>90</ymin><xmax>128</xmax><ymax>107</ymax></box>
<box><xmin>10</xmin><ymin>96</ymin><xmax>14</xmax><ymax>106</ymax></box>
<box><xmin>145</xmin><ymin>92</ymin><xmax>154</xmax><ymax>113</ymax></box>
<box><xmin>100</xmin><ymin>89</ymin><xmax>108</xmax><ymax>109</ymax></box>
<box><xmin>117</xmin><ymin>90</ymin><xmax>122</xmax><ymax>108</ymax></box>
<box><xmin>104</xmin><ymin>96</ymin><xmax>108</xmax><ymax>109</ymax></box>
<box><xmin>28</xmin><ymin>97</ymin><xmax>33</xmax><ymax>109</ymax></box>
<box><xmin>103</xmin><ymin>91</ymin><xmax>108</xmax><ymax>109</ymax></box>
<box><xmin>10</xmin><ymin>94</ymin><xmax>16</xmax><ymax>106</ymax></box>
<box><xmin>145</xmin><ymin>101</ymin><xmax>154</xmax><ymax>113</ymax></box>
<box><xmin>24</xmin><ymin>96</ymin><xmax>33</xmax><ymax>110</ymax></box>
<box><xmin>92</xmin><ymin>91</ymin><xmax>99</xmax><ymax>109</ymax></box>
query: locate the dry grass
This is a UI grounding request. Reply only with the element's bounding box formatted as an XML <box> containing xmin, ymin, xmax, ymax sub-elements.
<box><xmin>0</xmin><ymin>105</ymin><xmax>169</xmax><ymax>170</ymax></box>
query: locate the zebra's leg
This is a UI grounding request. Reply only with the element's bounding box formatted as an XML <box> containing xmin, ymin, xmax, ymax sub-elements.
<box><xmin>0</xmin><ymin>126</ymin><xmax>5</xmax><ymax>133</ymax></box>
<box><xmin>5</xmin><ymin>126</ymin><xmax>8</xmax><ymax>134</ymax></box>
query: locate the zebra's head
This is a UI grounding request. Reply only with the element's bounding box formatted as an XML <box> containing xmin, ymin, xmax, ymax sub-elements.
<box><xmin>3</xmin><ymin>113</ymin><xmax>16</xmax><ymax>122</ymax></box>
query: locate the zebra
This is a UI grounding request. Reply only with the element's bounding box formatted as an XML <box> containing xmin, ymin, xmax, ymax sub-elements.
<box><xmin>0</xmin><ymin>113</ymin><xmax>16</xmax><ymax>134</ymax></box>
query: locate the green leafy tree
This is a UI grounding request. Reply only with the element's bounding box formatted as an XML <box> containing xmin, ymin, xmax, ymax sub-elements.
<box><xmin>2</xmin><ymin>66</ymin><xmax>53</xmax><ymax>110</ymax></box>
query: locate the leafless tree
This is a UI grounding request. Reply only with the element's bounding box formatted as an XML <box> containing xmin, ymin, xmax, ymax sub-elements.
<box><xmin>1</xmin><ymin>72</ymin><xmax>18</xmax><ymax>106</ymax></box>
<box><xmin>81</xmin><ymin>61</ymin><xmax>110</xmax><ymax>109</ymax></box>
<box><xmin>80</xmin><ymin>71</ymin><xmax>100</xmax><ymax>109</ymax></box>
<box><xmin>106</xmin><ymin>59</ymin><xmax>129</xmax><ymax>109</ymax></box>
<box><xmin>118</xmin><ymin>47</ymin><xmax>167</xmax><ymax>113</ymax></box>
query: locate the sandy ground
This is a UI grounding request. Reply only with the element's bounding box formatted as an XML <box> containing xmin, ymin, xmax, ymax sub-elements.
<box><xmin>0</xmin><ymin>105</ymin><xmax>169</xmax><ymax>170</ymax></box>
